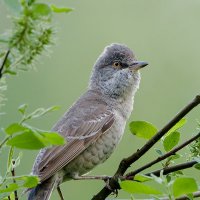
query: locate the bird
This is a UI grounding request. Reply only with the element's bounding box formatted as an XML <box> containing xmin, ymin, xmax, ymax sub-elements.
<box><xmin>28</xmin><ymin>43</ymin><xmax>148</xmax><ymax>200</ymax></box>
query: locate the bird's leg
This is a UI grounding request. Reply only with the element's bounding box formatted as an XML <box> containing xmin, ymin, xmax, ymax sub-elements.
<box><xmin>72</xmin><ymin>174</ymin><xmax>111</xmax><ymax>181</ymax></box>
<box><xmin>57</xmin><ymin>186</ymin><xmax>65</xmax><ymax>200</ymax></box>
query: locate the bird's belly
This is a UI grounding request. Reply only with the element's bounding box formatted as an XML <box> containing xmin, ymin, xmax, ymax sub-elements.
<box><xmin>63</xmin><ymin>114</ymin><xmax>126</xmax><ymax>179</ymax></box>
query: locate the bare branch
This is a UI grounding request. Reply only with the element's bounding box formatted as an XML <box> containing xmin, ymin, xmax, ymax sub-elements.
<box><xmin>92</xmin><ymin>95</ymin><xmax>200</xmax><ymax>200</ymax></box>
<box><xmin>0</xmin><ymin>49</ymin><xmax>10</xmax><ymax>79</ymax></box>
<box><xmin>126</xmin><ymin>132</ymin><xmax>200</xmax><ymax>178</ymax></box>
<box><xmin>145</xmin><ymin>160</ymin><xmax>197</xmax><ymax>177</ymax></box>
<box><xmin>176</xmin><ymin>191</ymin><xmax>200</xmax><ymax>200</ymax></box>
<box><xmin>11</xmin><ymin>160</ymin><xmax>18</xmax><ymax>200</ymax></box>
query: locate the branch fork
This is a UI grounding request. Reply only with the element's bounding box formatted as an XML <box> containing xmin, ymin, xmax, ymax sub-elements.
<box><xmin>92</xmin><ymin>95</ymin><xmax>200</xmax><ymax>200</ymax></box>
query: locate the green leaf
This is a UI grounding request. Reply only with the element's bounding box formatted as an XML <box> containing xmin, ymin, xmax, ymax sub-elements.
<box><xmin>154</xmin><ymin>148</ymin><xmax>163</xmax><ymax>156</ymax></box>
<box><xmin>134</xmin><ymin>174</ymin><xmax>152</xmax><ymax>182</ymax></box>
<box><xmin>3</xmin><ymin>69</ymin><xmax>17</xmax><ymax>75</ymax></box>
<box><xmin>18</xmin><ymin>104</ymin><xmax>28</xmax><ymax>115</ymax></box>
<box><xmin>194</xmin><ymin>163</ymin><xmax>200</xmax><ymax>170</ymax></box>
<box><xmin>3</xmin><ymin>0</ymin><xmax>21</xmax><ymax>13</ymax></box>
<box><xmin>14</xmin><ymin>175</ymin><xmax>39</xmax><ymax>188</ymax></box>
<box><xmin>31</xmin><ymin>3</ymin><xmax>52</xmax><ymax>18</ymax></box>
<box><xmin>0</xmin><ymin>37</ymin><xmax>9</xmax><ymax>43</ymax></box>
<box><xmin>173</xmin><ymin>177</ymin><xmax>198</xmax><ymax>197</ymax></box>
<box><xmin>163</xmin><ymin>131</ymin><xmax>180</xmax><ymax>152</ymax></box>
<box><xmin>39</xmin><ymin>131</ymin><xmax>65</xmax><ymax>145</ymax></box>
<box><xmin>166</xmin><ymin>118</ymin><xmax>186</xmax><ymax>136</ymax></box>
<box><xmin>0</xmin><ymin>183</ymin><xmax>18</xmax><ymax>193</ymax></box>
<box><xmin>120</xmin><ymin>181</ymin><xmax>161</xmax><ymax>194</ymax></box>
<box><xmin>6</xmin><ymin>130</ymin><xmax>48</xmax><ymax>149</ymax></box>
<box><xmin>51</xmin><ymin>4</ymin><xmax>73</xmax><ymax>13</ymax></box>
<box><xmin>6</xmin><ymin>129</ymin><xmax>65</xmax><ymax>149</ymax></box>
<box><xmin>129</xmin><ymin>121</ymin><xmax>158</xmax><ymax>139</ymax></box>
<box><xmin>5</xmin><ymin>123</ymin><xmax>27</xmax><ymax>135</ymax></box>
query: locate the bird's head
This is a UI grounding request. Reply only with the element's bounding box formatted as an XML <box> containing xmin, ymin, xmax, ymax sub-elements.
<box><xmin>89</xmin><ymin>44</ymin><xmax>148</xmax><ymax>98</ymax></box>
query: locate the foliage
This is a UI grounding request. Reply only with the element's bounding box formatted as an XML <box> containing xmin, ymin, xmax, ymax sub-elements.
<box><xmin>119</xmin><ymin>118</ymin><xmax>200</xmax><ymax>199</ymax></box>
<box><xmin>0</xmin><ymin>0</ymin><xmax>72</xmax><ymax>199</ymax></box>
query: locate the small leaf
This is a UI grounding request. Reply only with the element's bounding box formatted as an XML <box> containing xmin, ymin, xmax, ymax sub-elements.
<box><xmin>173</xmin><ymin>177</ymin><xmax>198</xmax><ymax>197</ymax></box>
<box><xmin>166</xmin><ymin>175</ymin><xmax>171</xmax><ymax>183</ymax></box>
<box><xmin>134</xmin><ymin>174</ymin><xmax>152</xmax><ymax>182</ymax></box>
<box><xmin>129</xmin><ymin>121</ymin><xmax>158</xmax><ymax>139</ymax></box>
<box><xmin>3</xmin><ymin>0</ymin><xmax>21</xmax><ymax>13</ymax></box>
<box><xmin>169</xmin><ymin>154</ymin><xmax>181</xmax><ymax>160</ymax></box>
<box><xmin>5</xmin><ymin>123</ymin><xmax>27</xmax><ymax>135</ymax></box>
<box><xmin>39</xmin><ymin>131</ymin><xmax>65</xmax><ymax>145</ymax></box>
<box><xmin>14</xmin><ymin>175</ymin><xmax>39</xmax><ymax>188</ymax></box>
<box><xmin>18</xmin><ymin>104</ymin><xmax>28</xmax><ymax>115</ymax></box>
<box><xmin>6</xmin><ymin>129</ymin><xmax>65</xmax><ymax>149</ymax></box>
<box><xmin>31</xmin><ymin>3</ymin><xmax>52</xmax><ymax>18</ymax></box>
<box><xmin>6</xmin><ymin>130</ymin><xmax>48</xmax><ymax>149</ymax></box>
<box><xmin>167</xmin><ymin>118</ymin><xmax>186</xmax><ymax>136</ymax></box>
<box><xmin>154</xmin><ymin>148</ymin><xmax>163</xmax><ymax>156</ymax></box>
<box><xmin>51</xmin><ymin>4</ymin><xmax>73</xmax><ymax>13</ymax></box>
<box><xmin>120</xmin><ymin>181</ymin><xmax>161</xmax><ymax>194</ymax></box>
<box><xmin>0</xmin><ymin>183</ymin><xmax>18</xmax><ymax>193</ymax></box>
<box><xmin>0</xmin><ymin>37</ymin><xmax>9</xmax><ymax>43</ymax></box>
<box><xmin>163</xmin><ymin>131</ymin><xmax>180</xmax><ymax>151</ymax></box>
<box><xmin>194</xmin><ymin>163</ymin><xmax>200</xmax><ymax>170</ymax></box>
<box><xmin>3</xmin><ymin>70</ymin><xmax>17</xmax><ymax>75</ymax></box>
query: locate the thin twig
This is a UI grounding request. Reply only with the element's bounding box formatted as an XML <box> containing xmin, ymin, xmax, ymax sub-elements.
<box><xmin>145</xmin><ymin>160</ymin><xmax>197</xmax><ymax>177</ymax></box>
<box><xmin>176</xmin><ymin>191</ymin><xmax>200</xmax><ymax>200</ymax></box>
<box><xmin>92</xmin><ymin>95</ymin><xmax>200</xmax><ymax>200</ymax></box>
<box><xmin>0</xmin><ymin>49</ymin><xmax>10</xmax><ymax>79</ymax></box>
<box><xmin>0</xmin><ymin>136</ymin><xmax>10</xmax><ymax>149</ymax></box>
<box><xmin>126</xmin><ymin>132</ymin><xmax>200</xmax><ymax>178</ymax></box>
<box><xmin>11</xmin><ymin>160</ymin><xmax>18</xmax><ymax>200</ymax></box>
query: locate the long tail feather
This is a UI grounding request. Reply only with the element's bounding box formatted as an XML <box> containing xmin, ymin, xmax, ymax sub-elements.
<box><xmin>28</xmin><ymin>177</ymin><xmax>57</xmax><ymax>200</ymax></box>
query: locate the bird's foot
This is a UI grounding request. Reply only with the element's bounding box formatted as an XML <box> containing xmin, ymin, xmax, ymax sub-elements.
<box><xmin>105</xmin><ymin>177</ymin><xmax>120</xmax><ymax>197</ymax></box>
<box><xmin>72</xmin><ymin>174</ymin><xmax>111</xmax><ymax>181</ymax></box>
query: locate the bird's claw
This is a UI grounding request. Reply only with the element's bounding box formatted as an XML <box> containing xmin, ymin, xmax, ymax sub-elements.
<box><xmin>105</xmin><ymin>178</ymin><xmax>119</xmax><ymax>197</ymax></box>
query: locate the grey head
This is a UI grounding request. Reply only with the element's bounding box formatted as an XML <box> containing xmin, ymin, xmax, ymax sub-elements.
<box><xmin>89</xmin><ymin>43</ymin><xmax>148</xmax><ymax>99</ymax></box>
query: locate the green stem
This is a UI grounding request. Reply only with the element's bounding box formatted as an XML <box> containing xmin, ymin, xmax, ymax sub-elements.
<box><xmin>0</xmin><ymin>136</ymin><xmax>10</xmax><ymax>149</ymax></box>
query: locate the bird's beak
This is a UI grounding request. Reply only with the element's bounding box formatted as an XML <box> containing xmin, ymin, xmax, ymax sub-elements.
<box><xmin>129</xmin><ymin>61</ymin><xmax>148</xmax><ymax>71</ymax></box>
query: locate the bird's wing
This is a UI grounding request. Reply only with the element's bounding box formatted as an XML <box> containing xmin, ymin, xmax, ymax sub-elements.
<box><xmin>37</xmin><ymin>108</ymin><xmax>115</xmax><ymax>183</ymax></box>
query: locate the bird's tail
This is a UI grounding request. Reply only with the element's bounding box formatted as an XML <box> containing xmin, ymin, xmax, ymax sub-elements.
<box><xmin>28</xmin><ymin>177</ymin><xmax>57</xmax><ymax>200</ymax></box>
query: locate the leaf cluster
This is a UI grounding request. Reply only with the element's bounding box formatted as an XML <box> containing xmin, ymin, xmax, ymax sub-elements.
<box><xmin>119</xmin><ymin>119</ymin><xmax>200</xmax><ymax>199</ymax></box>
<box><xmin>0</xmin><ymin>0</ymin><xmax>72</xmax><ymax>199</ymax></box>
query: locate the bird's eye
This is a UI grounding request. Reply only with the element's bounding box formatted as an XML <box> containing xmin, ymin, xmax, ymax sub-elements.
<box><xmin>113</xmin><ymin>62</ymin><xmax>121</xmax><ymax>68</ymax></box>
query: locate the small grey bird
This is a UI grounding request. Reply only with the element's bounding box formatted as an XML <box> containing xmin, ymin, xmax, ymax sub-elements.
<box><xmin>28</xmin><ymin>43</ymin><xmax>148</xmax><ymax>200</ymax></box>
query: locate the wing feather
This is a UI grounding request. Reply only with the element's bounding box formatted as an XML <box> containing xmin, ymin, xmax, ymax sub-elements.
<box><xmin>37</xmin><ymin>111</ymin><xmax>115</xmax><ymax>182</ymax></box>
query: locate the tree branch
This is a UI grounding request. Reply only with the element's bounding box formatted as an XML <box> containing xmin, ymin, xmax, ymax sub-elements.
<box><xmin>126</xmin><ymin>131</ymin><xmax>200</xmax><ymax>178</ymax></box>
<box><xmin>0</xmin><ymin>49</ymin><xmax>10</xmax><ymax>79</ymax></box>
<box><xmin>176</xmin><ymin>191</ymin><xmax>200</xmax><ymax>200</ymax></box>
<box><xmin>92</xmin><ymin>95</ymin><xmax>200</xmax><ymax>200</ymax></box>
<box><xmin>11</xmin><ymin>160</ymin><xmax>18</xmax><ymax>200</ymax></box>
<box><xmin>145</xmin><ymin>160</ymin><xmax>197</xmax><ymax>177</ymax></box>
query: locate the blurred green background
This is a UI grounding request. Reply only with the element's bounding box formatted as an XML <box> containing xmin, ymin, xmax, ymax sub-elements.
<box><xmin>1</xmin><ymin>0</ymin><xmax>200</xmax><ymax>199</ymax></box>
